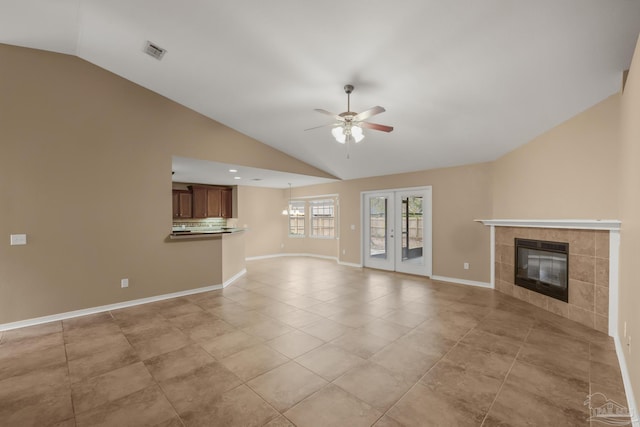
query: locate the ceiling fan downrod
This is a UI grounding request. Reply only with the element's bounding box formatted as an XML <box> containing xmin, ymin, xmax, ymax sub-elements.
<box><xmin>344</xmin><ymin>84</ymin><xmax>354</xmax><ymax>114</ymax></box>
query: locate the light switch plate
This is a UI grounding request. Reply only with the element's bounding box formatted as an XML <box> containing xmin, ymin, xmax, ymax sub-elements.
<box><xmin>10</xmin><ymin>234</ymin><xmax>27</xmax><ymax>245</ymax></box>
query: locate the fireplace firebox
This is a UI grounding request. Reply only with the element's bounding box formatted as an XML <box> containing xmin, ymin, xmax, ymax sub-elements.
<box><xmin>515</xmin><ymin>238</ymin><xmax>569</xmax><ymax>302</ymax></box>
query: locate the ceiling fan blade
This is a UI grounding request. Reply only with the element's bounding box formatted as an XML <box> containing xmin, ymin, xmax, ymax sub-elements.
<box><xmin>304</xmin><ymin>123</ymin><xmax>337</xmax><ymax>131</ymax></box>
<box><xmin>359</xmin><ymin>122</ymin><xmax>394</xmax><ymax>132</ymax></box>
<box><xmin>354</xmin><ymin>106</ymin><xmax>385</xmax><ymax>121</ymax></box>
<box><xmin>314</xmin><ymin>109</ymin><xmax>345</xmax><ymax>122</ymax></box>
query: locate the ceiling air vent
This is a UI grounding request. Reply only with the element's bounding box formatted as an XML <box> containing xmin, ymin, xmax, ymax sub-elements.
<box><xmin>144</xmin><ymin>41</ymin><xmax>166</xmax><ymax>60</ymax></box>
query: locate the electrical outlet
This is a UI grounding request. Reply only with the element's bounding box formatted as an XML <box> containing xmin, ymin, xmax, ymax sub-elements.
<box><xmin>10</xmin><ymin>234</ymin><xmax>27</xmax><ymax>245</ymax></box>
<box><xmin>342</xmin><ymin>249</ymin><xmax>346</xmax><ymax>255</ymax></box>
<box><xmin>463</xmin><ymin>262</ymin><xmax>469</xmax><ymax>270</ymax></box>
<box><xmin>280</xmin><ymin>243</ymin><xmax>285</xmax><ymax>249</ymax></box>
<box><xmin>121</xmin><ymin>278</ymin><xmax>129</xmax><ymax>288</ymax></box>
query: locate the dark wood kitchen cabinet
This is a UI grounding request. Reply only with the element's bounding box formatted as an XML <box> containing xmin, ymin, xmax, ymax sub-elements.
<box><xmin>190</xmin><ymin>185</ymin><xmax>208</xmax><ymax>218</ymax></box>
<box><xmin>189</xmin><ymin>185</ymin><xmax>233</xmax><ymax>218</ymax></box>
<box><xmin>207</xmin><ymin>187</ymin><xmax>222</xmax><ymax>217</ymax></box>
<box><xmin>172</xmin><ymin>190</ymin><xmax>192</xmax><ymax>218</ymax></box>
<box><xmin>221</xmin><ymin>188</ymin><xmax>233</xmax><ymax>218</ymax></box>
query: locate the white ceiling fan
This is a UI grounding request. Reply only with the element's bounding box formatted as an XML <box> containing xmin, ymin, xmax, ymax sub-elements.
<box><xmin>306</xmin><ymin>85</ymin><xmax>393</xmax><ymax>148</ymax></box>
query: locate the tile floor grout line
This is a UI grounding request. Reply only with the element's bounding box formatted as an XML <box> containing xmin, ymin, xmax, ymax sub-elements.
<box><xmin>589</xmin><ymin>341</ymin><xmax>593</xmax><ymax>410</ymax></box>
<box><xmin>67</xmin><ymin>311</ymin><xmax>180</xmax><ymax>425</ymax></box>
<box><xmin>60</xmin><ymin>319</ymin><xmax>78</xmax><ymax>424</ymax></box>
<box><xmin>370</xmin><ymin>310</ymin><xmax>488</xmax><ymax>426</ymax></box>
<box><xmin>190</xmin><ymin>330</ymin><xmax>288</xmax><ymax>426</ymax></box>
<box><xmin>276</xmin><ymin>276</ymin><xmax>444</xmax><ymax>426</ymax></box>
<box><xmin>231</xmin><ymin>380</ymin><xmax>285</xmax><ymax>427</ymax></box>
<box><xmin>4</xmin><ymin>258</ymin><xmax>623</xmax><ymax>426</ymax></box>
<box><xmin>145</xmin><ymin>360</ymin><xmax>187</xmax><ymax>427</ymax></box>
<box><xmin>479</xmin><ymin>324</ymin><xmax>533</xmax><ymax>426</ymax></box>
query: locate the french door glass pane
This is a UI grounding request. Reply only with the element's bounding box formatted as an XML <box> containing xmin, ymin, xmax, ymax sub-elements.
<box><xmin>369</xmin><ymin>197</ymin><xmax>387</xmax><ymax>258</ymax></box>
<box><xmin>401</xmin><ymin>196</ymin><xmax>423</xmax><ymax>261</ymax></box>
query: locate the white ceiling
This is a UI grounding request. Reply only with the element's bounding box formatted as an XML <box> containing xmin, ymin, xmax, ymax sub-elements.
<box><xmin>172</xmin><ymin>156</ymin><xmax>337</xmax><ymax>189</ymax></box>
<box><xmin>2</xmin><ymin>0</ymin><xmax>640</xmax><ymax>183</ymax></box>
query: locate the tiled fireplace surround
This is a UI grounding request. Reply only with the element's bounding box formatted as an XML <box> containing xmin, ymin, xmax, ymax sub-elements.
<box><xmin>479</xmin><ymin>220</ymin><xmax>621</xmax><ymax>335</ymax></box>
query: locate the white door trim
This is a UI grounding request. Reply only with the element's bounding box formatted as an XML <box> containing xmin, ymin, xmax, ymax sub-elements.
<box><xmin>363</xmin><ymin>192</ymin><xmax>395</xmax><ymax>271</ymax></box>
<box><xmin>361</xmin><ymin>186</ymin><xmax>432</xmax><ymax>276</ymax></box>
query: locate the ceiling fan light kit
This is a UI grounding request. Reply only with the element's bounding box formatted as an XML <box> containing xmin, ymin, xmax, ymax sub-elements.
<box><xmin>331</xmin><ymin>124</ymin><xmax>364</xmax><ymax>144</ymax></box>
<box><xmin>306</xmin><ymin>84</ymin><xmax>393</xmax><ymax>152</ymax></box>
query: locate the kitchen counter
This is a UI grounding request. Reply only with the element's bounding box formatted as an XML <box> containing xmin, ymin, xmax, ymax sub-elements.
<box><xmin>165</xmin><ymin>229</ymin><xmax>246</xmax><ymax>285</ymax></box>
<box><xmin>168</xmin><ymin>228</ymin><xmax>245</xmax><ymax>240</ymax></box>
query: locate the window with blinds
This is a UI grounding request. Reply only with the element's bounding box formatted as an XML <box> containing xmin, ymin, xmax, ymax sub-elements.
<box><xmin>310</xmin><ymin>199</ymin><xmax>335</xmax><ymax>238</ymax></box>
<box><xmin>288</xmin><ymin>200</ymin><xmax>305</xmax><ymax>237</ymax></box>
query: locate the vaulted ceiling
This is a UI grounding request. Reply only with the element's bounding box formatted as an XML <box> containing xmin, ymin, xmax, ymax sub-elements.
<box><xmin>2</xmin><ymin>0</ymin><xmax>640</xmax><ymax>181</ymax></box>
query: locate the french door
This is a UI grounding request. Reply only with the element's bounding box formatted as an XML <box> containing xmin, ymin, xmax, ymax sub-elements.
<box><xmin>363</xmin><ymin>188</ymin><xmax>432</xmax><ymax>276</ymax></box>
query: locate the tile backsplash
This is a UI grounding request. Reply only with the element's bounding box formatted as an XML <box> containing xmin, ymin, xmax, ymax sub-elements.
<box><xmin>172</xmin><ymin>217</ymin><xmax>226</xmax><ymax>231</ymax></box>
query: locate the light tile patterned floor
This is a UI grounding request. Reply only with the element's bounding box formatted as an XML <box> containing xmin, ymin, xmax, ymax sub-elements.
<box><xmin>0</xmin><ymin>257</ymin><xmax>628</xmax><ymax>426</ymax></box>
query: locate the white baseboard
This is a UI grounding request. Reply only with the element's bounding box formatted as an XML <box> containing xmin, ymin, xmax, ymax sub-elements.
<box><xmin>223</xmin><ymin>268</ymin><xmax>247</xmax><ymax>288</ymax></box>
<box><xmin>338</xmin><ymin>261</ymin><xmax>363</xmax><ymax>268</ymax></box>
<box><xmin>614</xmin><ymin>335</ymin><xmax>640</xmax><ymax>426</ymax></box>
<box><xmin>431</xmin><ymin>275</ymin><xmax>493</xmax><ymax>289</ymax></box>
<box><xmin>246</xmin><ymin>253</ymin><xmax>338</xmax><ymax>262</ymax></box>
<box><xmin>0</xmin><ymin>269</ymin><xmax>247</xmax><ymax>332</ymax></box>
<box><xmin>246</xmin><ymin>252</ymin><xmax>388</xmax><ymax>270</ymax></box>
<box><xmin>245</xmin><ymin>253</ymin><xmax>286</xmax><ymax>261</ymax></box>
<box><xmin>247</xmin><ymin>253</ymin><xmax>362</xmax><ymax>269</ymax></box>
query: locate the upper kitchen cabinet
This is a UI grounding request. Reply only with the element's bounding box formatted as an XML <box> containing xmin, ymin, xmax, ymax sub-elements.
<box><xmin>172</xmin><ymin>190</ymin><xmax>192</xmax><ymax>218</ymax></box>
<box><xmin>190</xmin><ymin>185</ymin><xmax>208</xmax><ymax>218</ymax></box>
<box><xmin>190</xmin><ymin>185</ymin><xmax>233</xmax><ymax>218</ymax></box>
<box><xmin>221</xmin><ymin>188</ymin><xmax>232</xmax><ymax>218</ymax></box>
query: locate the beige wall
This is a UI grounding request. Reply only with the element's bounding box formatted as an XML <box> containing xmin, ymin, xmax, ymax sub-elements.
<box><xmin>619</xmin><ymin>37</ymin><xmax>640</xmax><ymax>413</ymax></box>
<box><xmin>283</xmin><ymin>193</ymin><xmax>340</xmax><ymax>258</ymax></box>
<box><xmin>236</xmin><ymin>186</ymin><xmax>287</xmax><ymax>258</ymax></box>
<box><xmin>221</xmin><ymin>233</ymin><xmax>246</xmax><ymax>282</ymax></box>
<box><xmin>492</xmin><ymin>94</ymin><xmax>621</xmax><ymax>219</ymax></box>
<box><xmin>285</xmin><ymin>233</ymin><xmax>339</xmax><ymax>258</ymax></box>
<box><xmin>0</xmin><ymin>44</ymin><xmax>332</xmax><ymax>324</ymax></box>
<box><xmin>489</xmin><ymin>39</ymin><xmax>640</xmax><ymax>411</ymax></box>
<box><xmin>289</xmin><ymin>162</ymin><xmax>494</xmax><ymax>282</ymax></box>
<box><xmin>236</xmin><ymin>186</ymin><xmax>339</xmax><ymax>259</ymax></box>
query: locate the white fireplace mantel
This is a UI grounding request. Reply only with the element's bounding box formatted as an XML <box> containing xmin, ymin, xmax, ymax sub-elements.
<box><xmin>475</xmin><ymin>219</ymin><xmax>621</xmax><ymax>230</ymax></box>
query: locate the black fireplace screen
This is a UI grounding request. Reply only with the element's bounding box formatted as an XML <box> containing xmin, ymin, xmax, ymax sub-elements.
<box><xmin>515</xmin><ymin>238</ymin><xmax>569</xmax><ymax>302</ymax></box>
